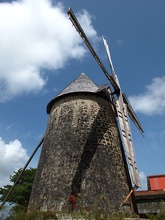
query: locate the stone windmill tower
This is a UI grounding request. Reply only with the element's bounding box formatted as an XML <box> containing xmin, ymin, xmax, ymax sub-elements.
<box><xmin>29</xmin><ymin>73</ymin><xmax>135</xmax><ymax>213</ymax></box>
<box><xmin>29</xmin><ymin>8</ymin><xmax>144</xmax><ymax>214</ymax></box>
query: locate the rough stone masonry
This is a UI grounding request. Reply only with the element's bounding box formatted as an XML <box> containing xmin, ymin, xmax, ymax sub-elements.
<box><xmin>29</xmin><ymin>73</ymin><xmax>135</xmax><ymax>213</ymax></box>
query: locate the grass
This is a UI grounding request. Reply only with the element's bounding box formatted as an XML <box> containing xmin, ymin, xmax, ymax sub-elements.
<box><xmin>0</xmin><ymin>204</ymin><xmax>132</xmax><ymax>220</ymax></box>
<box><xmin>1</xmin><ymin>205</ymin><xmax>165</xmax><ymax>220</ymax></box>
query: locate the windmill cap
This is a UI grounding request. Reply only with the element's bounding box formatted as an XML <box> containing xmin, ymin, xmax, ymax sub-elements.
<box><xmin>47</xmin><ymin>73</ymin><xmax>110</xmax><ymax>114</ymax></box>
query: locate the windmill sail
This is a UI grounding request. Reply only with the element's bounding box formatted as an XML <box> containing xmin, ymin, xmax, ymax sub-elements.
<box><xmin>67</xmin><ymin>7</ymin><xmax>119</xmax><ymax>93</ymax></box>
<box><xmin>67</xmin><ymin>7</ymin><xmax>143</xmax><ymax>188</ymax></box>
<box><xmin>102</xmin><ymin>37</ymin><xmax>121</xmax><ymax>88</ymax></box>
<box><xmin>116</xmin><ymin>97</ymin><xmax>141</xmax><ymax>188</ymax></box>
<box><xmin>102</xmin><ymin>36</ymin><xmax>142</xmax><ymax>188</ymax></box>
<box><xmin>102</xmin><ymin>36</ymin><xmax>144</xmax><ymax>136</ymax></box>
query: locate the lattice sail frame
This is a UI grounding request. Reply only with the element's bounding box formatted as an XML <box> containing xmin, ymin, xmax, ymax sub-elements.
<box><xmin>115</xmin><ymin>97</ymin><xmax>141</xmax><ymax>188</ymax></box>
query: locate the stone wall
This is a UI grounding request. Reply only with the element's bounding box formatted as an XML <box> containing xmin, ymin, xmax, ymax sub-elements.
<box><xmin>135</xmin><ymin>194</ymin><xmax>165</xmax><ymax>216</ymax></box>
<box><xmin>29</xmin><ymin>93</ymin><xmax>133</xmax><ymax>213</ymax></box>
<box><xmin>137</xmin><ymin>200</ymin><xmax>165</xmax><ymax>214</ymax></box>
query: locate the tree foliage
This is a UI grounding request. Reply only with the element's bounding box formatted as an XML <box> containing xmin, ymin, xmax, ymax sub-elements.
<box><xmin>0</xmin><ymin>168</ymin><xmax>36</xmax><ymax>207</ymax></box>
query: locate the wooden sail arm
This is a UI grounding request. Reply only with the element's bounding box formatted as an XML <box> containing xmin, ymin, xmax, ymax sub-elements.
<box><xmin>67</xmin><ymin>7</ymin><xmax>120</xmax><ymax>93</ymax></box>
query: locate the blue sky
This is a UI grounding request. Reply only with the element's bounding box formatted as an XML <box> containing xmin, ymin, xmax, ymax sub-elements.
<box><xmin>0</xmin><ymin>0</ymin><xmax>165</xmax><ymax>190</ymax></box>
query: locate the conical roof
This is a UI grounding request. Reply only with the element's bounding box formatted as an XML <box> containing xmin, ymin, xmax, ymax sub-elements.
<box><xmin>47</xmin><ymin>73</ymin><xmax>110</xmax><ymax>114</ymax></box>
<box><xmin>57</xmin><ymin>73</ymin><xmax>99</xmax><ymax>96</ymax></box>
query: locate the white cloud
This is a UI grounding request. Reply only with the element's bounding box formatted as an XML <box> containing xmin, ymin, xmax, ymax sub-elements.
<box><xmin>129</xmin><ymin>76</ymin><xmax>165</xmax><ymax>115</ymax></box>
<box><xmin>0</xmin><ymin>0</ymin><xmax>97</xmax><ymax>102</ymax></box>
<box><xmin>0</xmin><ymin>137</ymin><xmax>29</xmax><ymax>187</ymax></box>
<box><xmin>76</xmin><ymin>9</ymin><xmax>97</xmax><ymax>39</ymax></box>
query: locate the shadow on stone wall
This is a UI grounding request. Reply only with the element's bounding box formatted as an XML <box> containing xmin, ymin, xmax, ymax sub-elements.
<box><xmin>71</xmin><ymin>106</ymin><xmax>110</xmax><ymax>196</ymax></box>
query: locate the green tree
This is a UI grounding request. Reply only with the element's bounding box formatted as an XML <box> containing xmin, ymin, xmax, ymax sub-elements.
<box><xmin>0</xmin><ymin>168</ymin><xmax>36</xmax><ymax>208</ymax></box>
